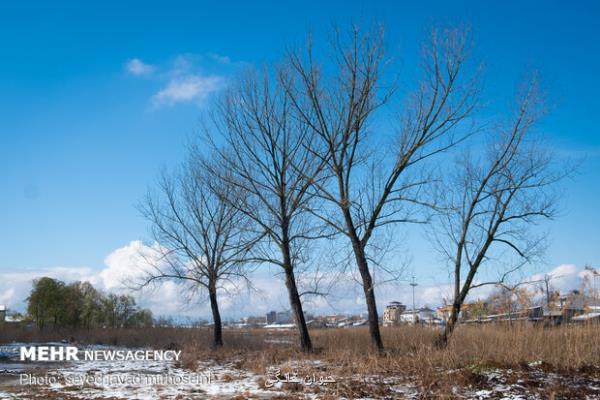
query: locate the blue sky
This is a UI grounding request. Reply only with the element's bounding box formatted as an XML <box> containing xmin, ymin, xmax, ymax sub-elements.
<box><xmin>0</xmin><ymin>1</ymin><xmax>599</xmax><ymax>316</ymax></box>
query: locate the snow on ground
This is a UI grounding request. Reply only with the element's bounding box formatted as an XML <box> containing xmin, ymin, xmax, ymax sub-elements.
<box><xmin>456</xmin><ymin>365</ymin><xmax>600</xmax><ymax>400</ymax></box>
<box><xmin>47</xmin><ymin>357</ymin><xmax>285</xmax><ymax>399</ymax></box>
<box><xmin>2</xmin><ymin>342</ymin><xmax>600</xmax><ymax>398</ymax></box>
<box><xmin>0</xmin><ymin>343</ymin><xmax>285</xmax><ymax>399</ymax></box>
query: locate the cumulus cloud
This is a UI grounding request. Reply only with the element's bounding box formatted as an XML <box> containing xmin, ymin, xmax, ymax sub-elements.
<box><xmin>420</xmin><ymin>284</ymin><xmax>452</xmax><ymax>306</ymax></box>
<box><xmin>0</xmin><ymin>266</ymin><xmax>96</xmax><ymax>311</ymax></box>
<box><xmin>150</xmin><ymin>54</ymin><xmax>225</xmax><ymax>108</ymax></box>
<box><xmin>99</xmin><ymin>241</ymin><xmax>203</xmax><ymax>316</ymax></box>
<box><xmin>412</xmin><ymin>264</ymin><xmax>588</xmax><ymax>309</ymax></box>
<box><xmin>151</xmin><ymin>75</ymin><xmax>222</xmax><ymax>108</ymax></box>
<box><xmin>1</xmin><ymin>239</ymin><xmax>594</xmax><ymax>320</ymax></box>
<box><xmin>528</xmin><ymin>264</ymin><xmax>580</xmax><ymax>294</ymax></box>
<box><xmin>414</xmin><ymin>282</ymin><xmax>497</xmax><ymax>307</ymax></box>
<box><xmin>98</xmin><ymin>243</ymin><xmax>301</xmax><ymax>318</ymax></box>
<box><xmin>0</xmin><ymin>241</ymin><xmax>189</xmax><ymax>316</ymax></box>
<box><xmin>125</xmin><ymin>58</ymin><xmax>155</xmax><ymax>76</ymax></box>
<box><xmin>101</xmin><ymin>240</ymin><xmax>159</xmax><ymax>290</ymax></box>
<box><xmin>125</xmin><ymin>53</ymin><xmax>237</xmax><ymax>109</ymax></box>
<box><xmin>0</xmin><ymin>288</ymin><xmax>15</xmax><ymax>305</ymax></box>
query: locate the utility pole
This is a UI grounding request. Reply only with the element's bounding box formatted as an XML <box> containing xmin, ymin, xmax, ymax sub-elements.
<box><xmin>410</xmin><ymin>276</ymin><xmax>418</xmax><ymax>324</ymax></box>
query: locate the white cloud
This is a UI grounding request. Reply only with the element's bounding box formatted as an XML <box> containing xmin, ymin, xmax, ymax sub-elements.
<box><xmin>101</xmin><ymin>240</ymin><xmax>158</xmax><ymax>290</ymax></box>
<box><xmin>0</xmin><ymin>266</ymin><xmax>96</xmax><ymax>311</ymax></box>
<box><xmin>2</xmin><ymin>240</ymin><xmax>594</xmax><ymax>320</ymax></box>
<box><xmin>0</xmin><ymin>288</ymin><xmax>15</xmax><ymax>305</ymax></box>
<box><xmin>410</xmin><ymin>264</ymin><xmax>586</xmax><ymax>309</ymax></box>
<box><xmin>420</xmin><ymin>284</ymin><xmax>452</xmax><ymax>306</ymax></box>
<box><xmin>414</xmin><ymin>282</ymin><xmax>496</xmax><ymax>307</ymax></box>
<box><xmin>99</xmin><ymin>241</ymin><xmax>203</xmax><ymax>316</ymax></box>
<box><xmin>528</xmin><ymin>264</ymin><xmax>580</xmax><ymax>294</ymax></box>
<box><xmin>125</xmin><ymin>53</ymin><xmax>237</xmax><ymax>109</ymax></box>
<box><xmin>151</xmin><ymin>75</ymin><xmax>222</xmax><ymax>108</ymax></box>
<box><xmin>0</xmin><ymin>242</ymin><xmax>186</xmax><ymax>316</ymax></box>
<box><xmin>125</xmin><ymin>58</ymin><xmax>155</xmax><ymax>76</ymax></box>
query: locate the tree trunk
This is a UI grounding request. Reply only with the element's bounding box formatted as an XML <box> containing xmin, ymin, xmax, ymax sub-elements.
<box><xmin>438</xmin><ymin>268</ymin><xmax>477</xmax><ymax>348</ymax></box>
<box><xmin>438</xmin><ymin>301</ymin><xmax>460</xmax><ymax>348</ymax></box>
<box><xmin>354</xmin><ymin>245</ymin><xmax>384</xmax><ymax>352</ymax></box>
<box><xmin>279</xmin><ymin>207</ymin><xmax>313</xmax><ymax>352</ymax></box>
<box><xmin>283</xmin><ymin>266</ymin><xmax>313</xmax><ymax>352</ymax></box>
<box><xmin>341</xmin><ymin>204</ymin><xmax>384</xmax><ymax>352</ymax></box>
<box><xmin>208</xmin><ymin>281</ymin><xmax>223</xmax><ymax>347</ymax></box>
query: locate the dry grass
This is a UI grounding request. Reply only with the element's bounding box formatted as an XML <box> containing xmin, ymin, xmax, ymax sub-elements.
<box><xmin>3</xmin><ymin>323</ymin><xmax>600</xmax><ymax>397</ymax></box>
<box><xmin>180</xmin><ymin>324</ymin><xmax>600</xmax><ymax>398</ymax></box>
<box><xmin>177</xmin><ymin>324</ymin><xmax>600</xmax><ymax>372</ymax></box>
<box><xmin>4</xmin><ymin>323</ymin><xmax>598</xmax><ymax>370</ymax></box>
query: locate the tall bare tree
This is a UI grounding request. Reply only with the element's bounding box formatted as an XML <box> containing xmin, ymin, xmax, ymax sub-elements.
<box><xmin>284</xmin><ymin>26</ymin><xmax>479</xmax><ymax>350</ymax></box>
<box><xmin>137</xmin><ymin>161</ymin><xmax>251</xmax><ymax>347</ymax></box>
<box><xmin>204</xmin><ymin>71</ymin><xmax>328</xmax><ymax>352</ymax></box>
<box><xmin>431</xmin><ymin>78</ymin><xmax>565</xmax><ymax>346</ymax></box>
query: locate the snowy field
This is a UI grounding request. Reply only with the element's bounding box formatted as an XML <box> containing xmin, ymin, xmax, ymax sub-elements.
<box><xmin>0</xmin><ymin>342</ymin><xmax>286</xmax><ymax>399</ymax></box>
<box><xmin>1</xmin><ymin>342</ymin><xmax>600</xmax><ymax>399</ymax></box>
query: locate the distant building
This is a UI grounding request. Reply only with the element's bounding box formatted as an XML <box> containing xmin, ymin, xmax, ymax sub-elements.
<box><xmin>400</xmin><ymin>307</ymin><xmax>436</xmax><ymax>324</ymax></box>
<box><xmin>543</xmin><ymin>290</ymin><xmax>588</xmax><ymax>324</ymax></box>
<box><xmin>383</xmin><ymin>301</ymin><xmax>406</xmax><ymax>326</ymax></box>
<box><xmin>556</xmin><ymin>291</ymin><xmax>587</xmax><ymax>318</ymax></box>
<box><xmin>482</xmin><ymin>306</ymin><xmax>543</xmax><ymax>323</ymax></box>
<box><xmin>0</xmin><ymin>305</ymin><xmax>6</xmax><ymax>322</ymax></box>
<box><xmin>4</xmin><ymin>314</ymin><xmax>24</xmax><ymax>324</ymax></box>
<box><xmin>266</xmin><ymin>311</ymin><xmax>277</xmax><ymax>324</ymax></box>
<box><xmin>276</xmin><ymin>311</ymin><xmax>293</xmax><ymax>324</ymax></box>
<box><xmin>241</xmin><ymin>315</ymin><xmax>267</xmax><ymax>326</ymax></box>
<box><xmin>436</xmin><ymin>305</ymin><xmax>451</xmax><ymax>321</ymax></box>
<box><xmin>437</xmin><ymin>301</ymin><xmax>487</xmax><ymax>322</ymax></box>
<box><xmin>315</xmin><ymin>314</ymin><xmax>347</xmax><ymax>327</ymax></box>
<box><xmin>306</xmin><ymin>319</ymin><xmax>326</xmax><ymax>329</ymax></box>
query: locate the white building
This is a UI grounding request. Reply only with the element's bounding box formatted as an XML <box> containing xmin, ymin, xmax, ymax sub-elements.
<box><xmin>400</xmin><ymin>307</ymin><xmax>436</xmax><ymax>324</ymax></box>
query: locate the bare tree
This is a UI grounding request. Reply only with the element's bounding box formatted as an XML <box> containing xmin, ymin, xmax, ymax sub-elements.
<box><xmin>137</xmin><ymin>160</ymin><xmax>251</xmax><ymax>347</ymax></box>
<box><xmin>284</xmin><ymin>26</ymin><xmax>479</xmax><ymax>351</ymax></box>
<box><xmin>538</xmin><ymin>273</ymin><xmax>559</xmax><ymax>308</ymax></box>
<box><xmin>431</xmin><ymin>78</ymin><xmax>565</xmax><ymax>347</ymax></box>
<box><xmin>204</xmin><ymin>71</ymin><xmax>329</xmax><ymax>353</ymax></box>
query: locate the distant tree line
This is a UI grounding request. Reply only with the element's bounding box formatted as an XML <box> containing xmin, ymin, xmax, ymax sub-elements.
<box><xmin>26</xmin><ymin>277</ymin><xmax>153</xmax><ymax>330</ymax></box>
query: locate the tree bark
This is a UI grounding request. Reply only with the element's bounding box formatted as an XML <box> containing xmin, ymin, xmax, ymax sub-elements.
<box><xmin>438</xmin><ymin>267</ymin><xmax>477</xmax><ymax>348</ymax></box>
<box><xmin>208</xmin><ymin>281</ymin><xmax>223</xmax><ymax>347</ymax></box>
<box><xmin>283</xmin><ymin>265</ymin><xmax>312</xmax><ymax>352</ymax></box>
<box><xmin>438</xmin><ymin>301</ymin><xmax>460</xmax><ymax>348</ymax></box>
<box><xmin>352</xmin><ymin>242</ymin><xmax>384</xmax><ymax>352</ymax></box>
<box><xmin>278</xmin><ymin>189</ymin><xmax>313</xmax><ymax>353</ymax></box>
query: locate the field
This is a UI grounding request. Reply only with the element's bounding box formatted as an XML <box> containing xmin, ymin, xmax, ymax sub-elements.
<box><xmin>1</xmin><ymin>324</ymin><xmax>600</xmax><ymax>399</ymax></box>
